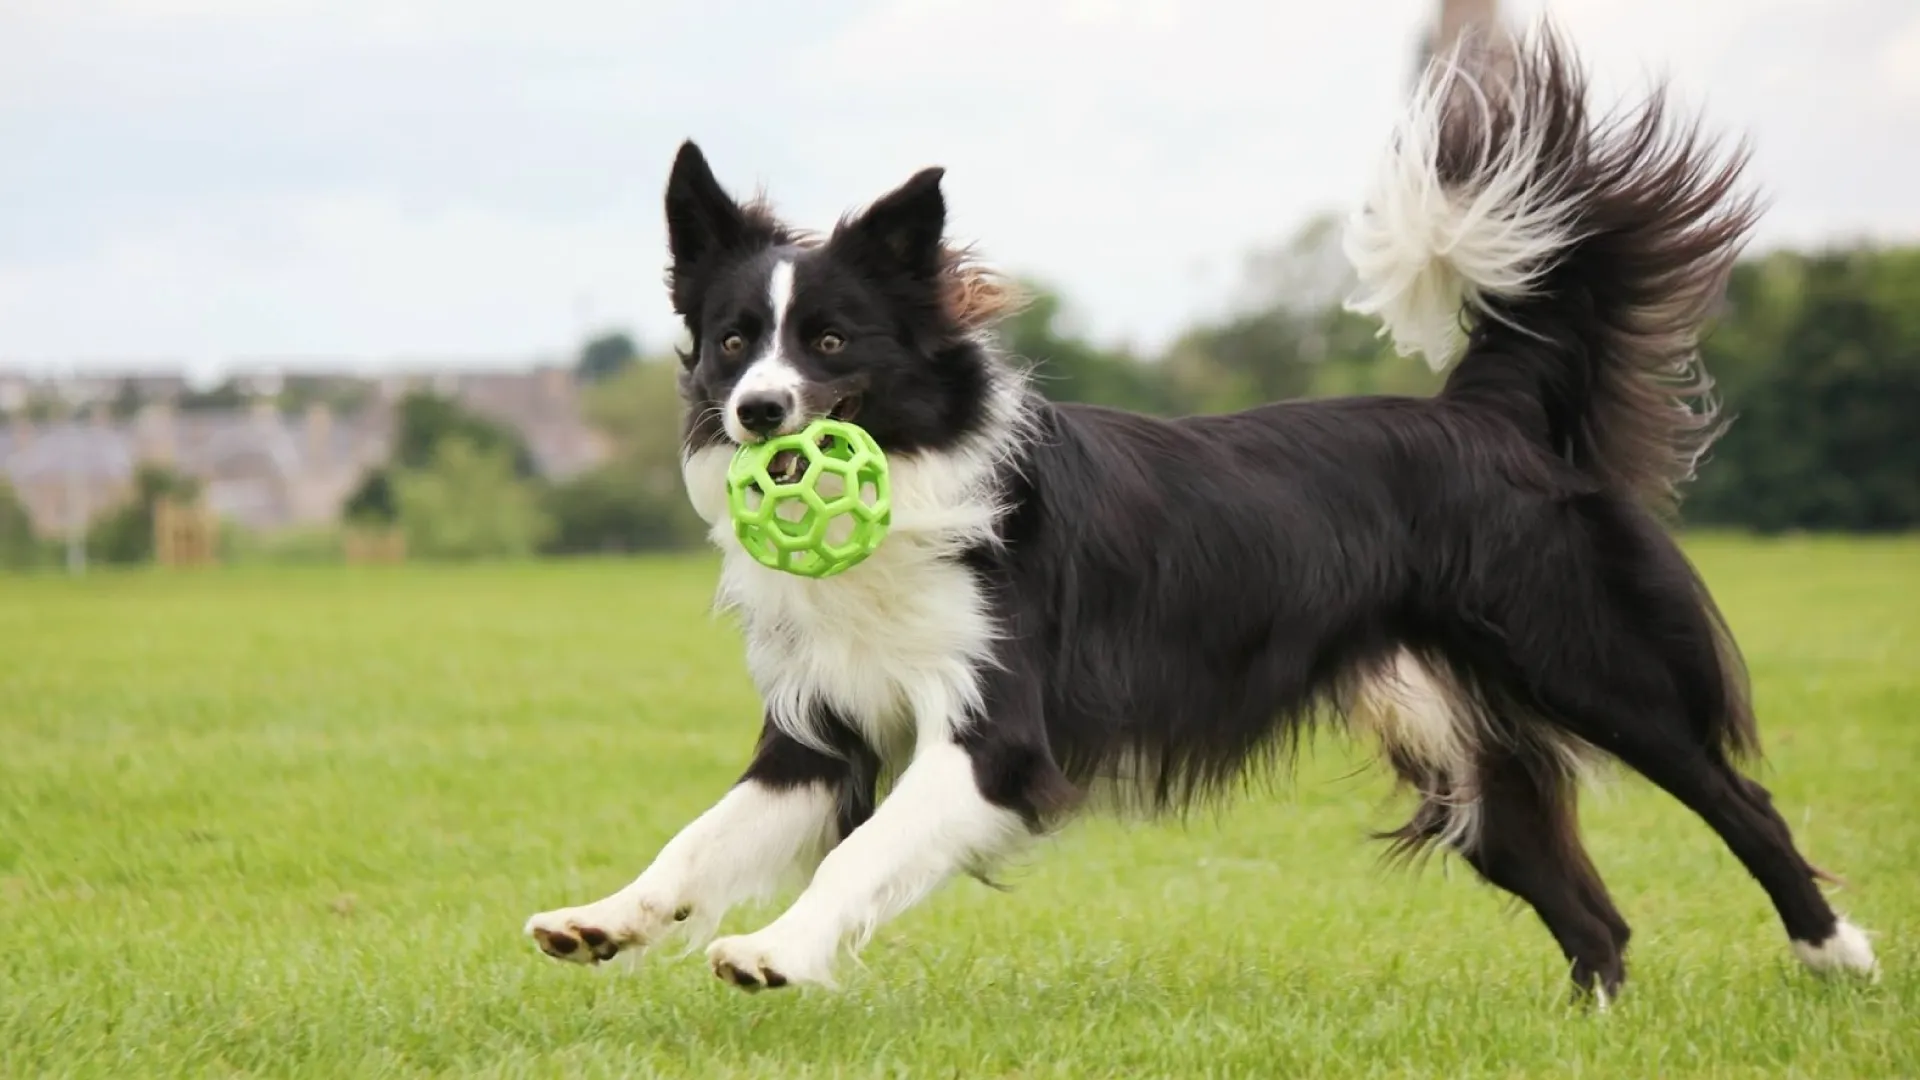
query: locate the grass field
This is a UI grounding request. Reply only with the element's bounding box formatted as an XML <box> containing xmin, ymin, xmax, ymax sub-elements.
<box><xmin>2</xmin><ymin>535</ymin><xmax>1915</xmax><ymax>1078</ymax></box>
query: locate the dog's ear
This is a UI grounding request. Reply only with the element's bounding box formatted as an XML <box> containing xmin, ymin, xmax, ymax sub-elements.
<box><xmin>835</xmin><ymin>167</ymin><xmax>947</xmax><ymax>279</ymax></box>
<box><xmin>665</xmin><ymin>140</ymin><xmax>754</xmax><ymax>271</ymax></box>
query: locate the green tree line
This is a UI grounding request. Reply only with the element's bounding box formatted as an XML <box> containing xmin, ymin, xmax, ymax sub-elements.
<box><xmin>3</xmin><ymin>233</ymin><xmax>1913</xmax><ymax>568</ymax></box>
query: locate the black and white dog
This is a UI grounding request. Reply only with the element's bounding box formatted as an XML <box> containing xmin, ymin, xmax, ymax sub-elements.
<box><xmin>526</xmin><ymin>27</ymin><xmax>1878</xmax><ymax>1000</ymax></box>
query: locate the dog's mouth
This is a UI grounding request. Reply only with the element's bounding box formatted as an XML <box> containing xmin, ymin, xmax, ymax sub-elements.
<box><xmin>828</xmin><ymin>393</ymin><xmax>862</xmax><ymax>424</ymax></box>
<box><xmin>767</xmin><ymin>448</ymin><xmax>808</xmax><ymax>485</ymax></box>
<box><xmin>761</xmin><ymin>394</ymin><xmax>863</xmax><ymax>485</ymax></box>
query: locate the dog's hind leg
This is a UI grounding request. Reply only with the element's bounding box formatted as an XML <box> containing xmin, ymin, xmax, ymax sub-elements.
<box><xmin>1452</xmin><ymin>748</ymin><xmax>1631</xmax><ymax>1002</ymax></box>
<box><xmin>1384</xmin><ymin>747</ymin><xmax>1630</xmax><ymax>1000</ymax></box>
<box><xmin>1357</xmin><ymin>652</ymin><xmax>1628</xmax><ymax>999</ymax></box>
<box><xmin>1500</xmin><ymin>608</ymin><xmax>1879</xmax><ymax>980</ymax></box>
<box><xmin>1596</xmin><ymin>728</ymin><xmax>1876</xmax><ymax>979</ymax></box>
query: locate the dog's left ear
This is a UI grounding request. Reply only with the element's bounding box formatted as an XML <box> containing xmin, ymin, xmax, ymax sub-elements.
<box><xmin>836</xmin><ymin>167</ymin><xmax>947</xmax><ymax>278</ymax></box>
<box><xmin>665</xmin><ymin>140</ymin><xmax>754</xmax><ymax>271</ymax></box>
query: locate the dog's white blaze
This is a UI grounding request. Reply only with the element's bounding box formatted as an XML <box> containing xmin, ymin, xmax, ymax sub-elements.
<box><xmin>705</xmin><ymin>738</ymin><xmax>1027</xmax><ymax>986</ymax></box>
<box><xmin>1793</xmin><ymin>917</ymin><xmax>1880</xmax><ymax>978</ymax></box>
<box><xmin>723</xmin><ymin>259</ymin><xmax>806</xmax><ymax>443</ymax></box>
<box><xmin>767</xmin><ymin>258</ymin><xmax>796</xmax><ymax>330</ymax></box>
<box><xmin>522</xmin><ymin>779</ymin><xmax>838</xmax><ymax>954</ymax></box>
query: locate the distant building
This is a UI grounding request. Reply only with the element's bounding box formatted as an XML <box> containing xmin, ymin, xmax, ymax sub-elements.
<box><xmin>0</xmin><ymin>365</ymin><xmax>610</xmax><ymax>536</ymax></box>
<box><xmin>0</xmin><ymin>419</ymin><xmax>136</xmax><ymax>539</ymax></box>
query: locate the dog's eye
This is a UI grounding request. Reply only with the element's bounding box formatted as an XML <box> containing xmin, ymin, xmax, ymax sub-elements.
<box><xmin>815</xmin><ymin>332</ymin><xmax>846</xmax><ymax>355</ymax></box>
<box><xmin>719</xmin><ymin>332</ymin><xmax>746</xmax><ymax>356</ymax></box>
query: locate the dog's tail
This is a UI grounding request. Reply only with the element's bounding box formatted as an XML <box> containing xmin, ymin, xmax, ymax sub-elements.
<box><xmin>1343</xmin><ymin>24</ymin><xmax>1763</xmax><ymax>761</ymax></box>
<box><xmin>1343</xmin><ymin>23</ymin><xmax>1760</xmax><ymax>516</ymax></box>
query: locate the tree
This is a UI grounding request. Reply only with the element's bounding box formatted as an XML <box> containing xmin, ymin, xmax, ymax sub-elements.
<box><xmin>22</xmin><ymin>394</ymin><xmax>61</xmax><ymax>423</ymax></box>
<box><xmin>580</xmin><ymin>356</ymin><xmax>689</xmax><ymax>472</ymax></box>
<box><xmin>1302</xmin><ymin>307</ymin><xmax>1444</xmax><ymax>399</ymax></box>
<box><xmin>110</xmin><ymin>380</ymin><xmax>144</xmax><ymax>420</ymax></box>
<box><xmin>1166</xmin><ymin>309</ymin><xmax>1318</xmax><ymax>409</ymax></box>
<box><xmin>576</xmin><ymin>331</ymin><xmax>642</xmax><ymax>384</ymax></box>
<box><xmin>391</xmin><ymin>391</ymin><xmax>537</xmax><ymax>478</ymax></box>
<box><xmin>1231</xmin><ymin>212</ymin><xmax>1356</xmax><ymax>317</ymax></box>
<box><xmin>279</xmin><ymin>375</ymin><xmax>372</xmax><ymax>416</ymax></box>
<box><xmin>86</xmin><ymin>464</ymin><xmax>201</xmax><ymax>564</ymax></box>
<box><xmin>548</xmin><ymin>357</ymin><xmax>707</xmax><ymax>553</ymax></box>
<box><xmin>340</xmin><ymin>391</ymin><xmax>539</xmax><ymax>538</ymax></box>
<box><xmin>394</xmin><ymin>436</ymin><xmax>553</xmax><ymax>560</ymax></box>
<box><xmin>542</xmin><ymin>464</ymin><xmax>705</xmax><ymax>554</ymax></box>
<box><xmin>997</xmin><ymin>283</ymin><xmax>1171</xmax><ymax>413</ymax></box>
<box><xmin>1163</xmin><ymin>211</ymin><xmax>1441</xmax><ymax>413</ymax></box>
<box><xmin>0</xmin><ymin>481</ymin><xmax>42</xmax><ymax>570</ymax></box>
<box><xmin>177</xmin><ymin>379</ymin><xmax>246</xmax><ymax>412</ymax></box>
<box><xmin>1687</xmin><ymin>247</ymin><xmax>1920</xmax><ymax>531</ymax></box>
<box><xmin>342</xmin><ymin>467</ymin><xmax>399</xmax><ymax>525</ymax></box>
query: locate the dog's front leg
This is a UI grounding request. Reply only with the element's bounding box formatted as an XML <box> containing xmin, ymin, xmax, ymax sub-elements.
<box><xmin>705</xmin><ymin>670</ymin><xmax>1068</xmax><ymax>990</ymax></box>
<box><xmin>699</xmin><ymin>737</ymin><xmax>1013</xmax><ymax>988</ymax></box>
<box><xmin>524</xmin><ymin>716</ymin><xmax>875</xmax><ymax>965</ymax></box>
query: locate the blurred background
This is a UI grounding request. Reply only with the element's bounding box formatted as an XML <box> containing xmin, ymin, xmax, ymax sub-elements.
<box><xmin>2</xmin><ymin>0</ymin><xmax>1916</xmax><ymax>572</ymax></box>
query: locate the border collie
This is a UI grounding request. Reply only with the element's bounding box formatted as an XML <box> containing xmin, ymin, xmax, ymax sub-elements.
<box><xmin>526</xmin><ymin>25</ymin><xmax>1878</xmax><ymax>1000</ymax></box>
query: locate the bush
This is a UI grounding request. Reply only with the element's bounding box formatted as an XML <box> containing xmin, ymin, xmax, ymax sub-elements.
<box><xmin>343</xmin><ymin>467</ymin><xmax>399</xmax><ymax>525</ymax></box>
<box><xmin>1688</xmin><ymin>247</ymin><xmax>1920</xmax><ymax>531</ymax></box>
<box><xmin>0</xmin><ymin>481</ymin><xmax>45</xmax><ymax>571</ymax></box>
<box><xmin>86</xmin><ymin>465</ymin><xmax>201</xmax><ymax>565</ymax></box>
<box><xmin>392</xmin><ymin>392</ymin><xmax>537</xmax><ymax>478</ymax></box>
<box><xmin>577</xmin><ymin>331</ymin><xmax>641</xmax><ymax>384</ymax></box>
<box><xmin>541</xmin><ymin>463</ymin><xmax>705</xmax><ymax>555</ymax></box>
<box><xmin>224</xmin><ymin>525</ymin><xmax>347</xmax><ymax>566</ymax></box>
<box><xmin>394</xmin><ymin>437</ymin><xmax>553</xmax><ymax>560</ymax></box>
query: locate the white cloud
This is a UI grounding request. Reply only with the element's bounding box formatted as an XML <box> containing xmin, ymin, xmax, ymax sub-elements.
<box><xmin>1</xmin><ymin>0</ymin><xmax>1916</xmax><ymax>368</ymax></box>
<box><xmin>0</xmin><ymin>191</ymin><xmax>665</xmax><ymax>365</ymax></box>
<box><xmin>1880</xmin><ymin>11</ymin><xmax>1920</xmax><ymax>99</ymax></box>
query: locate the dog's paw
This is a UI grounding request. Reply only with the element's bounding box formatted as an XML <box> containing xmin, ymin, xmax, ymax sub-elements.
<box><xmin>524</xmin><ymin>896</ymin><xmax>684</xmax><ymax>965</ymax></box>
<box><xmin>1793</xmin><ymin>918</ymin><xmax>1881</xmax><ymax>981</ymax></box>
<box><xmin>706</xmin><ymin>931</ymin><xmax>834</xmax><ymax>992</ymax></box>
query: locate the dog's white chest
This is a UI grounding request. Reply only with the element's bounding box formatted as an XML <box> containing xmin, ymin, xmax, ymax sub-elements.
<box><xmin>720</xmin><ymin>542</ymin><xmax>996</xmax><ymax>750</ymax></box>
<box><xmin>682</xmin><ymin>438</ymin><xmax>1015</xmax><ymax>752</ymax></box>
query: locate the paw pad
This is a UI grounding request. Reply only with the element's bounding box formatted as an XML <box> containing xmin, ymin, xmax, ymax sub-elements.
<box><xmin>711</xmin><ymin>957</ymin><xmax>790</xmax><ymax>992</ymax></box>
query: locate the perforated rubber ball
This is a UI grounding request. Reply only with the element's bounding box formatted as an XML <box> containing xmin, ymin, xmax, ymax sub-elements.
<box><xmin>725</xmin><ymin>418</ymin><xmax>892</xmax><ymax>578</ymax></box>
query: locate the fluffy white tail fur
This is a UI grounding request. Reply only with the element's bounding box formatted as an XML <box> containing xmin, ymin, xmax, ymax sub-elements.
<box><xmin>1342</xmin><ymin>30</ymin><xmax>1581</xmax><ymax>371</ymax></box>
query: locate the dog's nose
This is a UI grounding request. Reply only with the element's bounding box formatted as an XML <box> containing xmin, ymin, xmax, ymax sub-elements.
<box><xmin>734</xmin><ymin>391</ymin><xmax>794</xmax><ymax>438</ymax></box>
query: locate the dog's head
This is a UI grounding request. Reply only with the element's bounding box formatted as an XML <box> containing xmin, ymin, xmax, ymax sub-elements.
<box><xmin>664</xmin><ymin>141</ymin><xmax>1020</xmax><ymax>458</ymax></box>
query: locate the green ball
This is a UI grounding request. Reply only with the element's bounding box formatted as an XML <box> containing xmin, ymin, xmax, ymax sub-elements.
<box><xmin>725</xmin><ymin>418</ymin><xmax>892</xmax><ymax>578</ymax></box>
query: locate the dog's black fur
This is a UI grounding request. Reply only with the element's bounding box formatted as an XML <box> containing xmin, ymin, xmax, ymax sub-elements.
<box><xmin>658</xmin><ymin>28</ymin><xmax>1860</xmax><ymax>998</ymax></box>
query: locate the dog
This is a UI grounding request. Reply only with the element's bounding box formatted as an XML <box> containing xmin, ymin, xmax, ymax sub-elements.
<box><xmin>525</xmin><ymin>25</ymin><xmax>1878</xmax><ymax>1000</ymax></box>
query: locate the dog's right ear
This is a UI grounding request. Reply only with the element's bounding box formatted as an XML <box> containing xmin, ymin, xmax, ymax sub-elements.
<box><xmin>665</xmin><ymin>141</ymin><xmax>752</xmax><ymax>271</ymax></box>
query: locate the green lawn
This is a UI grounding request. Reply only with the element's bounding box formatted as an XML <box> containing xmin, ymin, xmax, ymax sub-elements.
<box><xmin>2</xmin><ymin>536</ymin><xmax>1915</xmax><ymax>1078</ymax></box>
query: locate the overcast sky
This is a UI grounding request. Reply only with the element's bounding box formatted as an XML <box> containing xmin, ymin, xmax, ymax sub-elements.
<box><xmin>3</xmin><ymin>0</ymin><xmax>1916</xmax><ymax>376</ymax></box>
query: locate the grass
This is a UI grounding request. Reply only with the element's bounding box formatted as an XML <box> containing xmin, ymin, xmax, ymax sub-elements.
<box><xmin>1</xmin><ymin>535</ymin><xmax>1915</xmax><ymax>1078</ymax></box>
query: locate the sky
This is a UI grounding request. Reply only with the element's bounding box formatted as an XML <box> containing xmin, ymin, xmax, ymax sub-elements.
<box><xmin>2</xmin><ymin>0</ymin><xmax>1917</xmax><ymax>377</ymax></box>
